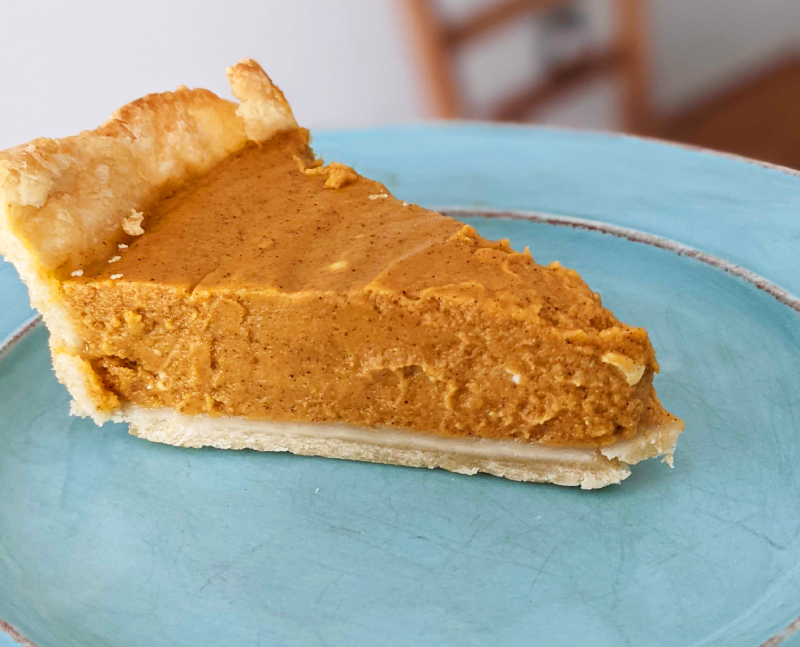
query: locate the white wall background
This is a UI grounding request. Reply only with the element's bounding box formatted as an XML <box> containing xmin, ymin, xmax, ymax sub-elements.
<box><xmin>1</xmin><ymin>0</ymin><xmax>798</xmax><ymax>149</ymax></box>
<box><xmin>0</xmin><ymin>0</ymin><xmax>424</xmax><ymax>149</ymax></box>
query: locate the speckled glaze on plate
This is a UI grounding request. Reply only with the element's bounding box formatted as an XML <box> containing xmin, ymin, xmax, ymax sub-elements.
<box><xmin>1</xmin><ymin>125</ymin><xmax>799</xmax><ymax>647</ymax></box>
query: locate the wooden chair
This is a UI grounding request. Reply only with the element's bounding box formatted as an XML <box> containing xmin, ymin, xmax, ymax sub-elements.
<box><xmin>401</xmin><ymin>0</ymin><xmax>653</xmax><ymax>133</ymax></box>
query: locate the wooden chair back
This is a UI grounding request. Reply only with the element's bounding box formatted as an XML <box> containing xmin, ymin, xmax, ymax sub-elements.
<box><xmin>401</xmin><ymin>0</ymin><xmax>652</xmax><ymax>133</ymax></box>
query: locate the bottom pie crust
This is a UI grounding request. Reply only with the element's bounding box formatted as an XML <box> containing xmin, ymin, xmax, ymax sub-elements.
<box><xmin>116</xmin><ymin>405</ymin><xmax>684</xmax><ymax>490</ymax></box>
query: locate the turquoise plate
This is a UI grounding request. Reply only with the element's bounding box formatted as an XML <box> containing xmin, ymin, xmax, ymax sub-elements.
<box><xmin>1</xmin><ymin>125</ymin><xmax>800</xmax><ymax>647</ymax></box>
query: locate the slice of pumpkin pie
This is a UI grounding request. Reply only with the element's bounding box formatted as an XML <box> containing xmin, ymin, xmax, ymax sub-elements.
<box><xmin>0</xmin><ymin>59</ymin><xmax>683</xmax><ymax>488</ymax></box>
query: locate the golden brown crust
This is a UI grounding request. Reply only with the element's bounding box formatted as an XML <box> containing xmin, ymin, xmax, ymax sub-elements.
<box><xmin>0</xmin><ymin>59</ymin><xmax>296</xmax><ymax>276</ymax></box>
<box><xmin>226</xmin><ymin>58</ymin><xmax>297</xmax><ymax>142</ymax></box>
<box><xmin>0</xmin><ymin>89</ymin><xmax>242</xmax><ymax>276</ymax></box>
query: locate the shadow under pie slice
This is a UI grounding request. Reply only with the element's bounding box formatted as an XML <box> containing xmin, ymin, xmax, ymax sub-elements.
<box><xmin>0</xmin><ymin>59</ymin><xmax>683</xmax><ymax>489</ymax></box>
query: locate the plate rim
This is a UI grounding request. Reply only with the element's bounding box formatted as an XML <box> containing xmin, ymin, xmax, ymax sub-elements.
<box><xmin>322</xmin><ymin>119</ymin><xmax>800</xmax><ymax>180</ymax></box>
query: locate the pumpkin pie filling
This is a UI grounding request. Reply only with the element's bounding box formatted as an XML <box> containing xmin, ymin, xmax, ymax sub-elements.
<box><xmin>63</xmin><ymin>128</ymin><xmax>669</xmax><ymax>447</ymax></box>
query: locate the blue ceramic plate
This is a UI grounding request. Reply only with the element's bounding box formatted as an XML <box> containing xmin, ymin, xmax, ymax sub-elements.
<box><xmin>1</xmin><ymin>125</ymin><xmax>799</xmax><ymax>647</ymax></box>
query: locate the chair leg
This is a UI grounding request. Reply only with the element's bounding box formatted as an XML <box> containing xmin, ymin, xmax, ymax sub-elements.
<box><xmin>615</xmin><ymin>0</ymin><xmax>653</xmax><ymax>133</ymax></box>
<box><xmin>400</xmin><ymin>0</ymin><xmax>463</xmax><ymax>118</ymax></box>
